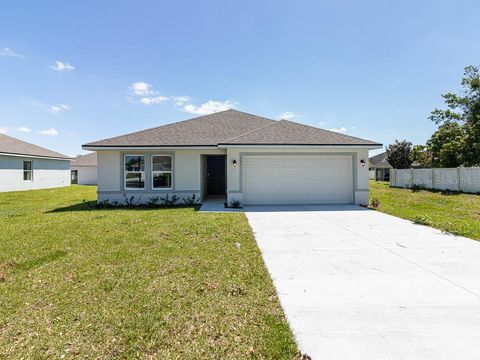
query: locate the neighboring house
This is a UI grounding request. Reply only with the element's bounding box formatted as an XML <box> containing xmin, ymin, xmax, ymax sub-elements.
<box><xmin>0</xmin><ymin>133</ymin><xmax>71</xmax><ymax>192</ymax></box>
<box><xmin>369</xmin><ymin>151</ymin><xmax>392</xmax><ymax>181</ymax></box>
<box><xmin>83</xmin><ymin>110</ymin><xmax>382</xmax><ymax>205</ymax></box>
<box><xmin>71</xmin><ymin>152</ymin><xmax>97</xmax><ymax>185</ymax></box>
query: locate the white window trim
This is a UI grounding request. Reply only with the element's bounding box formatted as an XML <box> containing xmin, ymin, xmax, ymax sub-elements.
<box><xmin>23</xmin><ymin>160</ymin><xmax>33</xmax><ymax>182</ymax></box>
<box><xmin>124</xmin><ymin>154</ymin><xmax>145</xmax><ymax>190</ymax></box>
<box><xmin>151</xmin><ymin>155</ymin><xmax>173</xmax><ymax>190</ymax></box>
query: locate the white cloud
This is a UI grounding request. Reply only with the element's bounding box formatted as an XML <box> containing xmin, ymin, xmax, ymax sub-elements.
<box><xmin>128</xmin><ymin>82</ymin><xmax>170</xmax><ymax>106</ymax></box>
<box><xmin>0</xmin><ymin>47</ymin><xmax>24</xmax><ymax>58</ymax></box>
<box><xmin>139</xmin><ymin>96</ymin><xmax>168</xmax><ymax>105</ymax></box>
<box><xmin>50</xmin><ymin>61</ymin><xmax>75</xmax><ymax>71</ymax></box>
<box><xmin>15</xmin><ymin>126</ymin><xmax>32</xmax><ymax>133</ymax></box>
<box><xmin>328</xmin><ymin>126</ymin><xmax>357</xmax><ymax>133</ymax></box>
<box><xmin>328</xmin><ymin>126</ymin><xmax>348</xmax><ymax>133</ymax></box>
<box><xmin>171</xmin><ymin>96</ymin><xmax>191</xmax><ymax>107</ymax></box>
<box><xmin>0</xmin><ymin>126</ymin><xmax>32</xmax><ymax>134</ymax></box>
<box><xmin>129</xmin><ymin>82</ymin><xmax>155</xmax><ymax>96</ymax></box>
<box><xmin>37</xmin><ymin>128</ymin><xmax>59</xmax><ymax>136</ymax></box>
<box><xmin>183</xmin><ymin>100</ymin><xmax>236</xmax><ymax>115</ymax></box>
<box><xmin>49</xmin><ymin>104</ymin><xmax>71</xmax><ymax>113</ymax></box>
<box><xmin>276</xmin><ymin>111</ymin><xmax>299</xmax><ymax>120</ymax></box>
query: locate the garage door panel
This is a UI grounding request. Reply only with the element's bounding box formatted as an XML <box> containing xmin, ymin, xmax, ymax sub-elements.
<box><xmin>242</xmin><ymin>155</ymin><xmax>353</xmax><ymax>205</ymax></box>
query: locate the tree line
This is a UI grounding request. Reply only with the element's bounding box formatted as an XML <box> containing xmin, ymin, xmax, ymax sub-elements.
<box><xmin>386</xmin><ymin>66</ymin><xmax>480</xmax><ymax>169</ymax></box>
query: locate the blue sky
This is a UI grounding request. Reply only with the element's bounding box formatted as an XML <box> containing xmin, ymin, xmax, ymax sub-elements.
<box><xmin>1</xmin><ymin>0</ymin><xmax>479</xmax><ymax>156</ymax></box>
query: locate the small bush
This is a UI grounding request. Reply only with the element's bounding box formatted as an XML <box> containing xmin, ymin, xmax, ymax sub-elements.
<box><xmin>182</xmin><ymin>193</ymin><xmax>199</xmax><ymax>206</ymax></box>
<box><xmin>229</xmin><ymin>200</ymin><xmax>242</xmax><ymax>208</ymax></box>
<box><xmin>147</xmin><ymin>196</ymin><xmax>160</xmax><ymax>206</ymax></box>
<box><xmin>123</xmin><ymin>194</ymin><xmax>142</xmax><ymax>207</ymax></box>
<box><xmin>161</xmin><ymin>194</ymin><xmax>179</xmax><ymax>207</ymax></box>
<box><xmin>370</xmin><ymin>198</ymin><xmax>380</xmax><ymax>209</ymax></box>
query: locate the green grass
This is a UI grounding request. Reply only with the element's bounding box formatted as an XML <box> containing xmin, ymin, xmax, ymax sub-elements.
<box><xmin>369</xmin><ymin>181</ymin><xmax>480</xmax><ymax>240</ymax></box>
<box><xmin>0</xmin><ymin>186</ymin><xmax>298</xmax><ymax>359</ymax></box>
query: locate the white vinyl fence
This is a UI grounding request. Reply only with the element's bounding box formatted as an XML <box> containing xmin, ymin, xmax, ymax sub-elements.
<box><xmin>390</xmin><ymin>168</ymin><xmax>480</xmax><ymax>193</ymax></box>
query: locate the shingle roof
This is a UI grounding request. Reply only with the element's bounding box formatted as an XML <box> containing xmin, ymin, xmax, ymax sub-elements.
<box><xmin>220</xmin><ymin>119</ymin><xmax>381</xmax><ymax>146</ymax></box>
<box><xmin>369</xmin><ymin>152</ymin><xmax>391</xmax><ymax>168</ymax></box>
<box><xmin>84</xmin><ymin>110</ymin><xmax>276</xmax><ymax>147</ymax></box>
<box><xmin>0</xmin><ymin>133</ymin><xmax>70</xmax><ymax>159</ymax></box>
<box><xmin>71</xmin><ymin>152</ymin><xmax>97</xmax><ymax>166</ymax></box>
<box><xmin>84</xmin><ymin>109</ymin><xmax>381</xmax><ymax>148</ymax></box>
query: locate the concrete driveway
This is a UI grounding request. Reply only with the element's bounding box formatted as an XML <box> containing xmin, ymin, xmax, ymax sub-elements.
<box><xmin>245</xmin><ymin>205</ymin><xmax>480</xmax><ymax>360</ymax></box>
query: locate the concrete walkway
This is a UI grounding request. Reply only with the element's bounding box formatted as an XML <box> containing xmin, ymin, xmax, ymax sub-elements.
<box><xmin>245</xmin><ymin>205</ymin><xmax>480</xmax><ymax>360</ymax></box>
<box><xmin>198</xmin><ymin>197</ymin><xmax>243</xmax><ymax>213</ymax></box>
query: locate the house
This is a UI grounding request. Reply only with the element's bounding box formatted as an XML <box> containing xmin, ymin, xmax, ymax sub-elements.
<box><xmin>0</xmin><ymin>133</ymin><xmax>71</xmax><ymax>192</ymax></box>
<box><xmin>71</xmin><ymin>152</ymin><xmax>97</xmax><ymax>185</ymax></box>
<box><xmin>83</xmin><ymin>110</ymin><xmax>382</xmax><ymax>206</ymax></box>
<box><xmin>369</xmin><ymin>151</ymin><xmax>392</xmax><ymax>181</ymax></box>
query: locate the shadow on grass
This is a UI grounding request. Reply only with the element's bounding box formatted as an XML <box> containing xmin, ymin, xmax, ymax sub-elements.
<box><xmin>16</xmin><ymin>250</ymin><xmax>68</xmax><ymax>272</ymax></box>
<box><xmin>46</xmin><ymin>200</ymin><xmax>201</xmax><ymax>213</ymax></box>
<box><xmin>410</xmin><ymin>187</ymin><xmax>468</xmax><ymax>196</ymax></box>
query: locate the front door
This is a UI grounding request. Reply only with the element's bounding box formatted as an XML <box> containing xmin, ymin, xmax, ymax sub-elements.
<box><xmin>206</xmin><ymin>156</ymin><xmax>226</xmax><ymax>196</ymax></box>
<box><xmin>71</xmin><ymin>170</ymin><xmax>78</xmax><ymax>184</ymax></box>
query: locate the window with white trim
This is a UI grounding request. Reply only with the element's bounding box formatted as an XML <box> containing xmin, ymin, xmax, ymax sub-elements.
<box><xmin>23</xmin><ymin>160</ymin><xmax>33</xmax><ymax>181</ymax></box>
<box><xmin>152</xmin><ymin>155</ymin><xmax>172</xmax><ymax>189</ymax></box>
<box><xmin>124</xmin><ymin>155</ymin><xmax>145</xmax><ymax>189</ymax></box>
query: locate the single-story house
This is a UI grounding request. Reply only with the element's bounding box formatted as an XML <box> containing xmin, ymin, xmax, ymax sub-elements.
<box><xmin>83</xmin><ymin>110</ymin><xmax>382</xmax><ymax>206</ymax></box>
<box><xmin>369</xmin><ymin>151</ymin><xmax>392</xmax><ymax>181</ymax></box>
<box><xmin>71</xmin><ymin>152</ymin><xmax>97</xmax><ymax>185</ymax></box>
<box><xmin>0</xmin><ymin>133</ymin><xmax>71</xmax><ymax>192</ymax></box>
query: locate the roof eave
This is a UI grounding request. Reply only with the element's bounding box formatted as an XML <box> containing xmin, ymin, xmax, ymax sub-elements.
<box><xmin>217</xmin><ymin>143</ymin><xmax>383</xmax><ymax>149</ymax></box>
<box><xmin>0</xmin><ymin>151</ymin><xmax>71</xmax><ymax>161</ymax></box>
<box><xmin>82</xmin><ymin>144</ymin><xmax>219</xmax><ymax>151</ymax></box>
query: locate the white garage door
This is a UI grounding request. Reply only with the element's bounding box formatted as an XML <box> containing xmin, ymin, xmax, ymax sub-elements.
<box><xmin>242</xmin><ymin>155</ymin><xmax>353</xmax><ymax>205</ymax></box>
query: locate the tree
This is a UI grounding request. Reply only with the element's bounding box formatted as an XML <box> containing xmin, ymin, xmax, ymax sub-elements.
<box><xmin>429</xmin><ymin>65</ymin><xmax>480</xmax><ymax>166</ymax></box>
<box><xmin>427</xmin><ymin>122</ymin><xmax>465</xmax><ymax>167</ymax></box>
<box><xmin>409</xmin><ymin>145</ymin><xmax>432</xmax><ymax>168</ymax></box>
<box><xmin>386</xmin><ymin>140</ymin><xmax>412</xmax><ymax>169</ymax></box>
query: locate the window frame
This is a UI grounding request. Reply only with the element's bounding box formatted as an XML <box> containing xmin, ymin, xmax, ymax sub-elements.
<box><xmin>151</xmin><ymin>155</ymin><xmax>173</xmax><ymax>190</ymax></box>
<box><xmin>23</xmin><ymin>160</ymin><xmax>33</xmax><ymax>182</ymax></box>
<box><xmin>123</xmin><ymin>154</ymin><xmax>145</xmax><ymax>190</ymax></box>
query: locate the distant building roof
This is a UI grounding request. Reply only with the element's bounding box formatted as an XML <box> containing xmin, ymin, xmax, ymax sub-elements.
<box><xmin>369</xmin><ymin>152</ymin><xmax>391</xmax><ymax>168</ymax></box>
<box><xmin>0</xmin><ymin>133</ymin><xmax>70</xmax><ymax>160</ymax></box>
<box><xmin>71</xmin><ymin>152</ymin><xmax>97</xmax><ymax>166</ymax></box>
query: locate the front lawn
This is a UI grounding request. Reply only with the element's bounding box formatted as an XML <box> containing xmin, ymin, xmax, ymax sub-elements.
<box><xmin>0</xmin><ymin>186</ymin><xmax>297</xmax><ymax>359</ymax></box>
<box><xmin>369</xmin><ymin>181</ymin><xmax>480</xmax><ymax>240</ymax></box>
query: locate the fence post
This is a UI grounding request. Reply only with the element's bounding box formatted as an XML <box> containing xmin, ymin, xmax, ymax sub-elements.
<box><xmin>432</xmin><ymin>168</ymin><xmax>436</xmax><ymax>190</ymax></box>
<box><xmin>458</xmin><ymin>167</ymin><xmax>462</xmax><ymax>192</ymax></box>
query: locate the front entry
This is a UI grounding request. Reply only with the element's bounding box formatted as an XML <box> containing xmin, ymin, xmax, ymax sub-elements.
<box><xmin>206</xmin><ymin>155</ymin><xmax>226</xmax><ymax>196</ymax></box>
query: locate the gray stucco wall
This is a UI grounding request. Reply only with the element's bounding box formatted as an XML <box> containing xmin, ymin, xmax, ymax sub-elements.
<box><xmin>0</xmin><ymin>154</ymin><xmax>71</xmax><ymax>192</ymax></box>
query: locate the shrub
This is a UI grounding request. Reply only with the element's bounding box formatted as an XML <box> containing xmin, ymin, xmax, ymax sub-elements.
<box><xmin>182</xmin><ymin>193</ymin><xmax>199</xmax><ymax>206</ymax></box>
<box><xmin>161</xmin><ymin>194</ymin><xmax>179</xmax><ymax>207</ymax></box>
<box><xmin>229</xmin><ymin>200</ymin><xmax>242</xmax><ymax>208</ymax></box>
<box><xmin>147</xmin><ymin>196</ymin><xmax>160</xmax><ymax>207</ymax></box>
<box><xmin>370</xmin><ymin>198</ymin><xmax>380</xmax><ymax>209</ymax></box>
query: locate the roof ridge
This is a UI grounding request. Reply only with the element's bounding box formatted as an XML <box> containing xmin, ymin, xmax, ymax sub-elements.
<box><xmin>280</xmin><ymin>119</ymin><xmax>379</xmax><ymax>144</ymax></box>
<box><xmin>83</xmin><ymin>109</ymin><xmax>277</xmax><ymax>147</ymax></box>
<box><xmin>219</xmin><ymin>119</ymin><xmax>279</xmax><ymax>143</ymax></box>
<box><xmin>84</xmin><ymin>111</ymin><xmax>232</xmax><ymax>146</ymax></box>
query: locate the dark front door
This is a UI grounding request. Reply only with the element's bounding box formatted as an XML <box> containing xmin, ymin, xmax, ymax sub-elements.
<box><xmin>71</xmin><ymin>170</ymin><xmax>78</xmax><ymax>184</ymax></box>
<box><xmin>206</xmin><ymin>156</ymin><xmax>226</xmax><ymax>196</ymax></box>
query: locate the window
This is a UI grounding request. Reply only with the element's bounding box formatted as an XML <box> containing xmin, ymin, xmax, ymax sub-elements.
<box><xmin>152</xmin><ymin>155</ymin><xmax>172</xmax><ymax>189</ymax></box>
<box><xmin>124</xmin><ymin>155</ymin><xmax>145</xmax><ymax>189</ymax></box>
<box><xmin>23</xmin><ymin>160</ymin><xmax>33</xmax><ymax>181</ymax></box>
